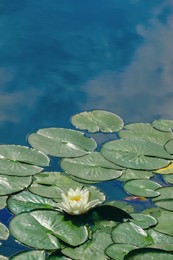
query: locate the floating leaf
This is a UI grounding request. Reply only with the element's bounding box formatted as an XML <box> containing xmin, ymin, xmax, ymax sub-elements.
<box><xmin>130</xmin><ymin>213</ymin><xmax>157</xmax><ymax>229</ymax></box>
<box><xmin>0</xmin><ymin>223</ymin><xmax>9</xmax><ymax>240</ymax></box>
<box><xmin>7</xmin><ymin>190</ymin><xmax>59</xmax><ymax>214</ymax></box>
<box><xmin>118</xmin><ymin>169</ymin><xmax>154</xmax><ymax>182</ymax></box>
<box><xmin>147</xmin><ymin>228</ymin><xmax>173</xmax><ymax>249</ymax></box>
<box><xmin>0</xmin><ymin>145</ymin><xmax>49</xmax><ymax>166</ymax></box>
<box><xmin>163</xmin><ymin>174</ymin><xmax>173</xmax><ymax>184</ymax></box>
<box><xmin>60</xmin><ymin>152</ymin><xmax>123</xmax><ymax>182</ymax></box>
<box><xmin>105</xmin><ymin>200</ymin><xmax>134</xmax><ymax>214</ymax></box>
<box><xmin>48</xmin><ymin>253</ymin><xmax>71</xmax><ymax>259</ymax></box>
<box><xmin>123</xmin><ymin>179</ymin><xmax>161</xmax><ymax>198</ymax></box>
<box><xmin>101</xmin><ymin>139</ymin><xmax>171</xmax><ymax>170</ymax></box>
<box><xmin>153</xmin><ymin>210</ymin><xmax>173</xmax><ymax>237</ymax></box>
<box><xmin>165</xmin><ymin>140</ymin><xmax>173</xmax><ymax>154</ymax></box>
<box><xmin>153</xmin><ymin>186</ymin><xmax>173</xmax><ymax>211</ymax></box>
<box><xmin>10</xmin><ymin>250</ymin><xmax>46</xmax><ymax>260</ymax></box>
<box><xmin>29</xmin><ymin>172</ymin><xmax>82</xmax><ymax>199</ymax></box>
<box><xmin>0</xmin><ymin>175</ymin><xmax>32</xmax><ymax>196</ymax></box>
<box><xmin>71</xmin><ymin>110</ymin><xmax>124</xmax><ymax>133</ymax></box>
<box><xmin>9</xmin><ymin>210</ymin><xmax>88</xmax><ymax>249</ymax></box>
<box><xmin>152</xmin><ymin>119</ymin><xmax>173</xmax><ymax>132</ymax></box>
<box><xmin>0</xmin><ymin>196</ymin><xmax>7</xmax><ymax>210</ymax></box>
<box><xmin>62</xmin><ymin>230</ymin><xmax>112</xmax><ymax>260</ymax></box>
<box><xmin>0</xmin><ymin>158</ymin><xmax>43</xmax><ymax>176</ymax></box>
<box><xmin>105</xmin><ymin>244</ymin><xmax>137</xmax><ymax>260</ymax></box>
<box><xmin>28</xmin><ymin>128</ymin><xmax>97</xmax><ymax>157</ymax></box>
<box><xmin>119</xmin><ymin>123</ymin><xmax>173</xmax><ymax>145</ymax></box>
<box><xmin>125</xmin><ymin>248</ymin><xmax>173</xmax><ymax>259</ymax></box>
<box><xmin>111</xmin><ymin>221</ymin><xmax>151</xmax><ymax>247</ymax></box>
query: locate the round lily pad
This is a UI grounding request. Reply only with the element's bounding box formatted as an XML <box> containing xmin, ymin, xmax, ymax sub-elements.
<box><xmin>118</xmin><ymin>169</ymin><xmax>154</xmax><ymax>182</ymax></box>
<box><xmin>165</xmin><ymin>140</ymin><xmax>173</xmax><ymax>154</ymax></box>
<box><xmin>118</xmin><ymin>123</ymin><xmax>173</xmax><ymax>145</ymax></box>
<box><xmin>0</xmin><ymin>158</ymin><xmax>43</xmax><ymax>176</ymax></box>
<box><xmin>111</xmin><ymin>221</ymin><xmax>151</xmax><ymax>247</ymax></box>
<box><xmin>130</xmin><ymin>213</ymin><xmax>157</xmax><ymax>229</ymax></box>
<box><xmin>152</xmin><ymin>186</ymin><xmax>173</xmax><ymax>211</ymax></box>
<box><xmin>60</xmin><ymin>152</ymin><xmax>123</xmax><ymax>182</ymax></box>
<box><xmin>0</xmin><ymin>196</ymin><xmax>7</xmax><ymax>210</ymax></box>
<box><xmin>10</xmin><ymin>250</ymin><xmax>46</xmax><ymax>260</ymax></box>
<box><xmin>0</xmin><ymin>175</ymin><xmax>32</xmax><ymax>196</ymax></box>
<box><xmin>154</xmin><ymin>210</ymin><xmax>173</xmax><ymax>237</ymax></box>
<box><xmin>152</xmin><ymin>119</ymin><xmax>173</xmax><ymax>132</ymax></box>
<box><xmin>7</xmin><ymin>190</ymin><xmax>59</xmax><ymax>214</ymax></box>
<box><xmin>101</xmin><ymin>139</ymin><xmax>171</xmax><ymax>170</ymax></box>
<box><xmin>62</xmin><ymin>230</ymin><xmax>112</xmax><ymax>260</ymax></box>
<box><xmin>125</xmin><ymin>248</ymin><xmax>173</xmax><ymax>259</ymax></box>
<box><xmin>154</xmin><ymin>162</ymin><xmax>173</xmax><ymax>175</ymax></box>
<box><xmin>9</xmin><ymin>210</ymin><xmax>88</xmax><ymax>249</ymax></box>
<box><xmin>28</xmin><ymin>128</ymin><xmax>97</xmax><ymax>157</ymax></box>
<box><xmin>123</xmin><ymin>179</ymin><xmax>161</xmax><ymax>198</ymax></box>
<box><xmin>71</xmin><ymin>110</ymin><xmax>124</xmax><ymax>133</ymax></box>
<box><xmin>0</xmin><ymin>145</ymin><xmax>49</xmax><ymax>166</ymax></box>
<box><xmin>147</xmin><ymin>228</ymin><xmax>173</xmax><ymax>248</ymax></box>
<box><xmin>163</xmin><ymin>174</ymin><xmax>173</xmax><ymax>184</ymax></box>
<box><xmin>105</xmin><ymin>244</ymin><xmax>137</xmax><ymax>260</ymax></box>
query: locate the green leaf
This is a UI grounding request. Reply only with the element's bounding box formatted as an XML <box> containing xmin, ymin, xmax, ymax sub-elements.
<box><xmin>9</xmin><ymin>210</ymin><xmax>88</xmax><ymax>249</ymax></box>
<box><xmin>118</xmin><ymin>169</ymin><xmax>154</xmax><ymax>182</ymax></box>
<box><xmin>10</xmin><ymin>250</ymin><xmax>46</xmax><ymax>260</ymax></box>
<box><xmin>28</xmin><ymin>128</ymin><xmax>97</xmax><ymax>157</ymax></box>
<box><xmin>130</xmin><ymin>213</ymin><xmax>157</xmax><ymax>229</ymax></box>
<box><xmin>29</xmin><ymin>172</ymin><xmax>82</xmax><ymax>199</ymax></box>
<box><xmin>105</xmin><ymin>244</ymin><xmax>137</xmax><ymax>260</ymax></box>
<box><xmin>7</xmin><ymin>190</ymin><xmax>59</xmax><ymax>214</ymax></box>
<box><xmin>123</xmin><ymin>179</ymin><xmax>161</xmax><ymax>198</ymax></box>
<box><xmin>105</xmin><ymin>200</ymin><xmax>134</xmax><ymax>214</ymax></box>
<box><xmin>48</xmin><ymin>253</ymin><xmax>71</xmax><ymax>260</ymax></box>
<box><xmin>155</xmin><ymin>162</ymin><xmax>173</xmax><ymax>174</ymax></box>
<box><xmin>119</xmin><ymin>123</ymin><xmax>173</xmax><ymax>145</ymax></box>
<box><xmin>165</xmin><ymin>140</ymin><xmax>173</xmax><ymax>154</ymax></box>
<box><xmin>71</xmin><ymin>110</ymin><xmax>124</xmax><ymax>133</ymax></box>
<box><xmin>0</xmin><ymin>222</ymin><xmax>9</xmax><ymax>240</ymax></box>
<box><xmin>154</xmin><ymin>210</ymin><xmax>173</xmax><ymax>237</ymax></box>
<box><xmin>152</xmin><ymin>119</ymin><xmax>173</xmax><ymax>132</ymax></box>
<box><xmin>163</xmin><ymin>174</ymin><xmax>173</xmax><ymax>184</ymax></box>
<box><xmin>153</xmin><ymin>187</ymin><xmax>173</xmax><ymax>211</ymax></box>
<box><xmin>0</xmin><ymin>145</ymin><xmax>49</xmax><ymax>166</ymax></box>
<box><xmin>60</xmin><ymin>152</ymin><xmax>123</xmax><ymax>182</ymax></box>
<box><xmin>0</xmin><ymin>175</ymin><xmax>32</xmax><ymax>195</ymax></box>
<box><xmin>125</xmin><ymin>248</ymin><xmax>173</xmax><ymax>259</ymax></box>
<box><xmin>147</xmin><ymin>228</ymin><xmax>173</xmax><ymax>249</ymax></box>
<box><xmin>62</xmin><ymin>230</ymin><xmax>112</xmax><ymax>260</ymax></box>
<box><xmin>101</xmin><ymin>139</ymin><xmax>171</xmax><ymax>170</ymax></box>
<box><xmin>0</xmin><ymin>196</ymin><xmax>7</xmax><ymax>210</ymax></box>
<box><xmin>0</xmin><ymin>159</ymin><xmax>43</xmax><ymax>176</ymax></box>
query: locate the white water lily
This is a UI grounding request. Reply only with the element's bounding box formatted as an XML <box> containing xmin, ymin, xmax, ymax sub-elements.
<box><xmin>58</xmin><ymin>187</ymin><xmax>100</xmax><ymax>215</ymax></box>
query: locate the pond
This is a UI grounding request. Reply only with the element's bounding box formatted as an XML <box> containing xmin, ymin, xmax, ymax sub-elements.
<box><xmin>1</xmin><ymin>0</ymin><xmax>173</xmax><ymax>259</ymax></box>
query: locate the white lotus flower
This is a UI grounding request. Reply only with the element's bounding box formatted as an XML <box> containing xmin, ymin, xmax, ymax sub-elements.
<box><xmin>58</xmin><ymin>187</ymin><xmax>100</xmax><ymax>215</ymax></box>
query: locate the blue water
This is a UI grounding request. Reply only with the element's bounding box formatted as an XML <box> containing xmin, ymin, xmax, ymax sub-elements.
<box><xmin>0</xmin><ymin>0</ymin><xmax>173</xmax><ymax>256</ymax></box>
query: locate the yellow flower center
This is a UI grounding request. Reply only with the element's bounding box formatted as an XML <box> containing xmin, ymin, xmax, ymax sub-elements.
<box><xmin>69</xmin><ymin>195</ymin><xmax>81</xmax><ymax>202</ymax></box>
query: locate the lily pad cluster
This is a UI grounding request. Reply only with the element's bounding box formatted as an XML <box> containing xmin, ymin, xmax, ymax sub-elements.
<box><xmin>1</xmin><ymin>110</ymin><xmax>173</xmax><ymax>259</ymax></box>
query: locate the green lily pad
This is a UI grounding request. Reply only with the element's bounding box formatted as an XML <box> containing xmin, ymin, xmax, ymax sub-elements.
<box><xmin>0</xmin><ymin>196</ymin><xmax>7</xmax><ymax>210</ymax></box>
<box><xmin>29</xmin><ymin>172</ymin><xmax>82</xmax><ymax>199</ymax></box>
<box><xmin>9</xmin><ymin>210</ymin><xmax>88</xmax><ymax>249</ymax></box>
<box><xmin>48</xmin><ymin>253</ymin><xmax>71</xmax><ymax>260</ymax></box>
<box><xmin>105</xmin><ymin>200</ymin><xmax>134</xmax><ymax>214</ymax></box>
<box><xmin>153</xmin><ymin>186</ymin><xmax>173</xmax><ymax>211</ymax></box>
<box><xmin>0</xmin><ymin>158</ymin><xmax>43</xmax><ymax>176</ymax></box>
<box><xmin>101</xmin><ymin>139</ymin><xmax>171</xmax><ymax>170</ymax></box>
<box><xmin>0</xmin><ymin>223</ymin><xmax>9</xmax><ymax>240</ymax></box>
<box><xmin>152</xmin><ymin>119</ymin><xmax>173</xmax><ymax>132</ymax></box>
<box><xmin>7</xmin><ymin>190</ymin><xmax>59</xmax><ymax>214</ymax></box>
<box><xmin>154</xmin><ymin>210</ymin><xmax>173</xmax><ymax>237</ymax></box>
<box><xmin>0</xmin><ymin>175</ymin><xmax>32</xmax><ymax>195</ymax></box>
<box><xmin>60</xmin><ymin>152</ymin><xmax>123</xmax><ymax>182</ymax></box>
<box><xmin>28</xmin><ymin>128</ymin><xmax>97</xmax><ymax>157</ymax></box>
<box><xmin>163</xmin><ymin>174</ymin><xmax>173</xmax><ymax>184</ymax></box>
<box><xmin>165</xmin><ymin>140</ymin><xmax>173</xmax><ymax>154</ymax></box>
<box><xmin>147</xmin><ymin>228</ymin><xmax>173</xmax><ymax>249</ymax></box>
<box><xmin>10</xmin><ymin>250</ymin><xmax>46</xmax><ymax>260</ymax></box>
<box><xmin>118</xmin><ymin>169</ymin><xmax>154</xmax><ymax>182</ymax></box>
<box><xmin>71</xmin><ymin>110</ymin><xmax>124</xmax><ymax>133</ymax></box>
<box><xmin>123</xmin><ymin>179</ymin><xmax>161</xmax><ymax>198</ymax></box>
<box><xmin>130</xmin><ymin>213</ymin><xmax>157</xmax><ymax>229</ymax></box>
<box><xmin>125</xmin><ymin>248</ymin><xmax>173</xmax><ymax>259</ymax></box>
<box><xmin>118</xmin><ymin>123</ymin><xmax>173</xmax><ymax>145</ymax></box>
<box><xmin>0</xmin><ymin>145</ymin><xmax>49</xmax><ymax>166</ymax></box>
<box><xmin>62</xmin><ymin>230</ymin><xmax>112</xmax><ymax>260</ymax></box>
<box><xmin>105</xmin><ymin>244</ymin><xmax>137</xmax><ymax>260</ymax></box>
